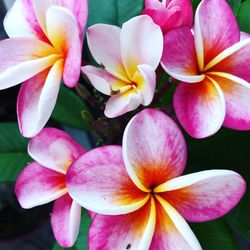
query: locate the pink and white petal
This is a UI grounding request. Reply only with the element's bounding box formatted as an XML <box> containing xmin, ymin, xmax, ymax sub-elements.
<box><xmin>104</xmin><ymin>91</ymin><xmax>143</xmax><ymax>118</ymax></box>
<box><xmin>123</xmin><ymin>109</ymin><xmax>187</xmax><ymax>192</ymax></box>
<box><xmin>150</xmin><ymin>196</ymin><xmax>201</xmax><ymax>250</ymax></box>
<box><xmin>240</xmin><ymin>32</ymin><xmax>250</xmax><ymax>41</ymax></box>
<box><xmin>89</xmin><ymin>197</ymin><xmax>156</xmax><ymax>250</ymax></box>
<box><xmin>157</xmin><ymin>170</ymin><xmax>246</xmax><ymax>222</ymax></box>
<box><xmin>208</xmin><ymin>39</ymin><xmax>250</xmax><ymax>82</ymax></box>
<box><xmin>15</xmin><ymin>162</ymin><xmax>67</xmax><ymax>209</ymax></box>
<box><xmin>51</xmin><ymin>194</ymin><xmax>81</xmax><ymax>248</ymax></box>
<box><xmin>82</xmin><ymin>65</ymin><xmax>128</xmax><ymax>95</ymax></box>
<box><xmin>121</xmin><ymin>15</ymin><xmax>163</xmax><ymax>79</ymax></box>
<box><xmin>132</xmin><ymin>64</ymin><xmax>156</xmax><ymax>106</ymax></box>
<box><xmin>17</xmin><ymin>59</ymin><xmax>63</xmax><ymax>138</ymax></box>
<box><xmin>209</xmin><ymin>74</ymin><xmax>250</xmax><ymax>130</ymax></box>
<box><xmin>161</xmin><ymin>27</ymin><xmax>204</xmax><ymax>83</ymax></box>
<box><xmin>66</xmin><ymin>146</ymin><xmax>149</xmax><ymax>215</ymax></box>
<box><xmin>3</xmin><ymin>0</ymin><xmax>48</xmax><ymax>42</ymax></box>
<box><xmin>145</xmin><ymin>0</ymin><xmax>164</xmax><ymax>9</ymax></box>
<box><xmin>173</xmin><ymin>77</ymin><xmax>226</xmax><ymax>138</ymax></box>
<box><xmin>0</xmin><ymin>38</ymin><xmax>58</xmax><ymax>90</ymax></box>
<box><xmin>86</xmin><ymin>24</ymin><xmax>129</xmax><ymax>82</ymax></box>
<box><xmin>195</xmin><ymin>0</ymin><xmax>240</xmax><ymax>67</ymax></box>
<box><xmin>28</xmin><ymin>127</ymin><xmax>85</xmax><ymax>174</ymax></box>
<box><xmin>162</xmin><ymin>7</ymin><xmax>182</xmax><ymax>34</ymax></box>
<box><xmin>46</xmin><ymin>6</ymin><xmax>82</xmax><ymax>87</ymax></box>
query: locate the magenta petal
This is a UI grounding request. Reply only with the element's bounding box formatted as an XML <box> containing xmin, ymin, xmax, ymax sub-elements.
<box><xmin>51</xmin><ymin>194</ymin><xmax>81</xmax><ymax>248</ymax></box>
<box><xmin>15</xmin><ymin>162</ymin><xmax>66</xmax><ymax>209</ymax></box>
<box><xmin>173</xmin><ymin>78</ymin><xmax>226</xmax><ymax>138</ymax></box>
<box><xmin>28</xmin><ymin>128</ymin><xmax>85</xmax><ymax>174</ymax></box>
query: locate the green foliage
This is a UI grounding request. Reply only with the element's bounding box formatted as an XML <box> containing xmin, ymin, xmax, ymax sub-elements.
<box><xmin>190</xmin><ymin>219</ymin><xmax>238</xmax><ymax>250</ymax></box>
<box><xmin>52</xmin><ymin>210</ymin><xmax>91</xmax><ymax>250</ymax></box>
<box><xmin>0</xmin><ymin>123</ymin><xmax>31</xmax><ymax>182</ymax></box>
<box><xmin>87</xmin><ymin>0</ymin><xmax>144</xmax><ymax>27</ymax></box>
<box><xmin>236</xmin><ymin>0</ymin><xmax>250</xmax><ymax>32</ymax></box>
<box><xmin>51</xmin><ymin>86</ymin><xmax>90</xmax><ymax>131</ymax></box>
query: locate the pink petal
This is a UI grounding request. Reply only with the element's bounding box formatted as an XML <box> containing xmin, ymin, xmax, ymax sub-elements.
<box><xmin>89</xmin><ymin>198</ymin><xmax>156</xmax><ymax>250</ymax></box>
<box><xmin>173</xmin><ymin>77</ymin><xmax>226</xmax><ymax>138</ymax></box>
<box><xmin>195</xmin><ymin>0</ymin><xmax>240</xmax><ymax>68</ymax></box>
<box><xmin>51</xmin><ymin>194</ymin><xmax>81</xmax><ymax>248</ymax></box>
<box><xmin>66</xmin><ymin>146</ymin><xmax>149</xmax><ymax>215</ymax></box>
<box><xmin>157</xmin><ymin>170</ymin><xmax>246</xmax><ymax>222</ymax></box>
<box><xmin>3</xmin><ymin>0</ymin><xmax>49</xmax><ymax>42</ymax></box>
<box><xmin>145</xmin><ymin>0</ymin><xmax>164</xmax><ymax>9</ymax></box>
<box><xmin>17</xmin><ymin>60</ymin><xmax>63</xmax><ymax>138</ymax></box>
<box><xmin>121</xmin><ymin>15</ymin><xmax>163</xmax><ymax>79</ymax></box>
<box><xmin>28</xmin><ymin>128</ymin><xmax>85</xmax><ymax>174</ymax></box>
<box><xmin>150</xmin><ymin>196</ymin><xmax>201</xmax><ymax>250</ymax></box>
<box><xmin>15</xmin><ymin>162</ymin><xmax>67</xmax><ymax>209</ymax></box>
<box><xmin>104</xmin><ymin>91</ymin><xmax>143</xmax><ymax>118</ymax></box>
<box><xmin>208</xmin><ymin>39</ymin><xmax>250</xmax><ymax>82</ymax></box>
<box><xmin>82</xmin><ymin>65</ymin><xmax>128</xmax><ymax>95</ymax></box>
<box><xmin>123</xmin><ymin>109</ymin><xmax>187</xmax><ymax>192</ymax></box>
<box><xmin>0</xmin><ymin>38</ymin><xmax>58</xmax><ymax>90</ymax></box>
<box><xmin>240</xmin><ymin>32</ymin><xmax>250</xmax><ymax>41</ymax></box>
<box><xmin>46</xmin><ymin>6</ymin><xmax>83</xmax><ymax>87</ymax></box>
<box><xmin>210</xmin><ymin>74</ymin><xmax>250</xmax><ymax>130</ymax></box>
<box><xmin>86</xmin><ymin>24</ymin><xmax>129</xmax><ymax>82</ymax></box>
<box><xmin>161</xmin><ymin>27</ymin><xmax>204</xmax><ymax>83</ymax></box>
<box><xmin>133</xmin><ymin>64</ymin><xmax>156</xmax><ymax>106</ymax></box>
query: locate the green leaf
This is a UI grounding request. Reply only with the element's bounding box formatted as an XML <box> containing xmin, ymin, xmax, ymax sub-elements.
<box><xmin>0</xmin><ymin>123</ymin><xmax>31</xmax><ymax>182</ymax></box>
<box><xmin>237</xmin><ymin>0</ymin><xmax>250</xmax><ymax>33</ymax></box>
<box><xmin>52</xmin><ymin>210</ymin><xmax>91</xmax><ymax>250</ymax></box>
<box><xmin>87</xmin><ymin>0</ymin><xmax>144</xmax><ymax>27</ymax></box>
<box><xmin>190</xmin><ymin>219</ymin><xmax>238</xmax><ymax>250</ymax></box>
<box><xmin>51</xmin><ymin>86</ymin><xmax>90</xmax><ymax>131</ymax></box>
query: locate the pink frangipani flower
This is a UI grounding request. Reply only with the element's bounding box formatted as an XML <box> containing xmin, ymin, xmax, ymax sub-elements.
<box><xmin>142</xmin><ymin>0</ymin><xmax>193</xmax><ymax>34</ymax></box>
<box><xmin>15</xmin><ymin>128</ymin><xmax>86</xmax><ymax>248</ymax></box>
<box><xmin>161</xmin><ymin>0</ymin><xmax>250</xmax><ymax>138</ymax></box>
<box><xmin>66</xmin><ymin>109</ymin><xmax>245</xmax><ymax>249</ymax></box>
<box><xmin>1</xmin><ymin>0</ymin><xmax>87</xmax><ymax>137</ymax></box>
<box><xmin>82</xmin><ymin>15</ymin><xmax>163</xmax><ymax>118</ymax></box>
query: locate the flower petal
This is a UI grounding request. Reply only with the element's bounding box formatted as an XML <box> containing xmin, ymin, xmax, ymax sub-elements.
<box><xmin>28</xmin><ymin>128</ymin><xmax>85</xmax><ymax>174</ymax></box>
<box><xmin>207</xmin><ymin>38</ymin><xmax>250</xmax><ymax>82</ymax></box>
<box><xmin>46</xmin><ymin>6</ymin><xmax>82</xmax><ymax>87</ymax></box>
<box><xmin>0</xmin><ymin>38</ymin><xmax>58</xmax><ymax>90</ymax></box>
<box><xmin>208</xmin><ymin>74</ymin><xmax>250</xmax><ymax>130</ymax></box>
<box><xmin>88</xmin><ymin>197</ymin><xmax>156</xmax><ymax>250</ymax></box>
<box><xmin>3</xmin><ymin>0</ymin><xmax>48</xmax><ymax>42</ymax></box>
<box><xmin>173</xmin><ymin>77</ymin><xmax>226</xmax><ymax>138</ymax></box>
<box><xmin>161</xmin><ymin>27</ymin><xmax>204</xmax><ymax>83</ymax></box>
<box><xmin>82</xmin><ymin>65</ymin><xmax>128</xmax><ymax>95</ymax></box>
<box><xmin>15</xmin><ymin>162</ymin><xmax>67</xmax><ymax>209</ymax></box>
<box><xmin>150</xmin><ymin>195</ymin><xmax>202</xmax><ymax>250</ymax></box>
<box><xmin>145</xmin><ymin>0</ymin><xmax>164</xmax><ymax>9</ymax></box>
<box><xmin>240</xmin><ymin>32</ymin><xmax>250</xmax><ymax>41</ymax></box>
<box><xmin>195</xmin><ymin>0</ymin><xmax>240</xmax><ymax>68</ymax></box>
<box><xmin>123</xmin><ymin>109</ymin><xmax>187</xmax><ymax>192</ymax></box>
<box><xmin>156</xmin><ymin>170</ymin><xmax>246</xmax><ymax>222</ymax></box>
<box><xmin>104</xmin><ymin>91</ymin><xmax>143</xmax><ymax>118</ymax></box>
<box><xmin>51</xmin><ymin>194</ymin><xmax>81</xmax><ymax>248</ymax></box>
<box><xmin>121</xmin><ymin>15</ymin><xmax>163</xmax><ymax>79</ymax></box>
<box><xmin>17</xmin><ymin>59</ymin><xmax>63</xmax><ymax>138</ymax></box>
<box><xmin>66</xmin><ymin>146</ymin><xmax>149</xmax><ymax>215</ymax></box>
<box><xmin>86</xmin><ymin>24</ymin><xmax>129</xmax><ymax>82</ymax></box>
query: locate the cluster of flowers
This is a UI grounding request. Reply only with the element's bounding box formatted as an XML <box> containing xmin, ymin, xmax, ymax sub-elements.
<box><xmin>1</xmin><ymin>0</ymin><xmax>249</xmax><ymax>249</ymax></box>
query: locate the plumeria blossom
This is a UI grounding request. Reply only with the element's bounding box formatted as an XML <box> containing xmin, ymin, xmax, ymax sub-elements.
<box><xmin>66</xmin><ymin>109</ymin><xmax>245</xmax><ymax>249</ymax></box>
<box><xmin>82</xmin><ymin>15</ymin><xmax>163</xmax><ymax>118</ymax></box>
<box><xmin>15</xmin><ymin>128</ymin><xmax>86</xmax><ymax>247</ymax></box>
<box><xmin>142</xmin><ymin>0</ymin><xmax>193</xmax><ymax>34</ymax></box>
<box><xmin>1</xmin><ymin>0</ymin><xmax>87</xmax><ymax>137</ymax></box>
<box><xmin>161</xmin><ymin>0</ymin><xmax>250</xmax><ymax>138</ymax></box>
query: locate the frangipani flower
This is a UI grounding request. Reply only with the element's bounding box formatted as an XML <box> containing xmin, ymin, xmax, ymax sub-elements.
<box><xmin>1</xmin><ymin>0</ymin><xmax>87</xmax><ymax>137</ymax></box>
<box><xmin>161</xmin><ymin>0</ymin><xmax>250</xmax><ymax>138</ymax></box>
<box><xmin>66</xmin><ymin>109</ymin><xmax>245</xmax><ymax>249</ymax></box>
<box><xmin>142</xmin><ymin>0</ymin><xmax>193</xmax><ymax>34</ymax></box>
<box><xmin>82</xmin><ymin>16</ymin><xmax>163</xmax><ymax>118</ymax></box>
<box><xmin>15</xmin><ymin>128</ymin><xmax>86</xmax><ymax>247</ymax></box>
